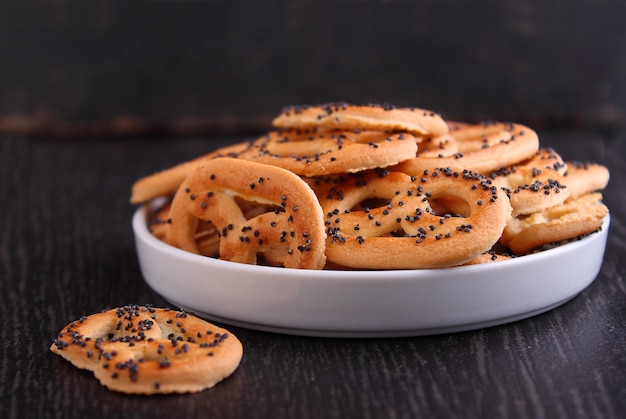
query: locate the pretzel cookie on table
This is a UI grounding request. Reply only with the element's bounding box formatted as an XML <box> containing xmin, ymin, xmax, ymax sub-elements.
<box><xmin>50</xmin><ymin>305</ymin><xmax>243</xmax><ymax>394</ymax></box>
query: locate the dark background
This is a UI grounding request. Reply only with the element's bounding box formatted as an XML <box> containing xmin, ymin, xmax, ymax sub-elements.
<box><xmin>1</xmin><ymin>0</ymin><xmax>625</xmax><ymax>140</ymax></box>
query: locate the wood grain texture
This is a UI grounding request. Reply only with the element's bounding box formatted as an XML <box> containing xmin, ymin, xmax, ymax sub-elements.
<box><xmin>0</xmin><ymin>131</ymin><xmax>624</xmax><ymax>419</ymax></box>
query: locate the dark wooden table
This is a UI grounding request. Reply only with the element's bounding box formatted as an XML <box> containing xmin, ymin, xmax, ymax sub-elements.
<box><xmin>1</xmin><ymin>129</ymin><xmax>624</xmax><ymax>419</ymax></box>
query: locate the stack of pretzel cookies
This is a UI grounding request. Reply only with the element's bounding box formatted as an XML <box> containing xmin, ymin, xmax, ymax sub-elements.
<box><xmin>131</xmin><ymin>102</ymin><xmax>610</xmax><ymax>270</ymax></box>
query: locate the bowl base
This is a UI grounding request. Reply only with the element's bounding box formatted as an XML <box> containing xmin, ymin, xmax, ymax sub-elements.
<box><xmin>161</xmin><ymin>295</ymin><xmax>578</xmax><ymax>338</ymax></box>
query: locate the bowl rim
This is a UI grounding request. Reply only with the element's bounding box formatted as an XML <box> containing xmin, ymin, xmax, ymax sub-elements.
<box><xmin>132</xmin><ymin>203</ymin><xmax>611</xmax><ymax>280</ymax></box>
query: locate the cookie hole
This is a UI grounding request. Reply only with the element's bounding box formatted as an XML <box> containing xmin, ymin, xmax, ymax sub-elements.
<box><xmin>428</xmin><ymin>196</ymin><xmax>470</xmax><ymax>218</ymax></box>
<box><xmin>234</xmin><ymin>196</ymin><xmax>285</xmax><ymax>220</ymax></box>
<box><xmin>352</xmin><ymin>197</ymin><xmax>392</xmax><ymax>213</ymax></box>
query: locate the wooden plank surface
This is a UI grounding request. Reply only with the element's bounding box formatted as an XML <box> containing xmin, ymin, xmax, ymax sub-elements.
<box><xmin>0</xmin><ymin>130</ymin><xmax>624</xmax><ymax>418</ymax></box>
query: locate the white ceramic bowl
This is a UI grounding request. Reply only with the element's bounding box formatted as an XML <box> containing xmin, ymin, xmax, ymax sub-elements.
<box><xmin>132</xmin><ymin>205</ymin><xmax>610</xmax><ymax>338</ymax></box>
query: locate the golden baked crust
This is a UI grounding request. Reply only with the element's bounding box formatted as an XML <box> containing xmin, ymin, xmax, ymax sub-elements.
<box><xmin>310</xmin><ymin>168</ymin><xmax>512</xmax><ymax>269</ymax></box>
<box><xmin>562</xmin><ymin>161</ymin><xmax>610</xmax><ymax>199</ymax></box>
<box><xmin>415</xmin><ymin>134</ymin><xmax>459</xmax><ymax>158</ymax></box>
<box><xmin>490</xmin><ymin>148</ymin><xmax>569</xmax><ymax>216</ymax></box>
<box><xmin>394</xmin><ymin>122</ymin><xmax>539</xmax><ymax>175</ymax></box>
<box><xmin>272</xmin><ymin>103</ymin><xmax>449</xmax><ymax>137</ymax></box>
<box><xmin>237</xmin><ymin>129</ymin><xmax>418</xmax><ymax>176</ymax></box>
<box><xmin>462</xmin><ymin>250</ymin><xmax>513</xmax><ymax>265</ymax></box>
<box><xmin>149</xmin><ymin>201</ymin><xmax>221</xmax><ymax>257</ymax></box>
<box><xmin>130</xmin><ymin>141</ymin><xmax>253</xmax><ymax>204</ymax></box>
<box><xmin>500</xmin><ymin>192</ymin><xmax>608</xmax><ymax>255</ymax></box>
<box><xmin>166</xmin><ymin>157</ymin><xmax>327</xmax><ymax>269</ymax></box>
<box><xmin>50</xmin><ymin>305</ymin><xmax>243</xmax><ymax>394</ymax></box>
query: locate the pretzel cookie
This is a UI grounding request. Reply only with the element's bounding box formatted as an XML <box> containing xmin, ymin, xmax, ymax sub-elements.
<box><xmin>463</xmin><ymin>250</ymin><xmax>513</xmax><ymax>265</ymax></box>
<box><xmin>500</xmin><ymin>192</ymin><xmax>608</xmax><ymax>255</ymax></box>
<box><xmin>415</xmin><ymin>134</ymin><xmax>459</xmax><ymax>158</ymax></box>
<box><xmin>394</xmin><ymin>122</ymin><xmax>539</xmax><ymax>175</ymax></box>
<box><xmin>562</xmin><ymin>161</ymin><xmax>610</xmax><ymax>199</ymax></box>
<box><xmin>166</xmin><ymin>157</ymin><xmax>327</xmax><ymax>269</ymax></box>
<box><xmin>238</xmin><ymin>129</ymin><xmax>418</xmax><ymax>176</ymax></box>
<box><xmin>50</xmin><ymin>305</ymin><xmax>243</xmax><ymax>394</ymax></box>
<box><xmin>490</xmin><ymin>148</ymin><xmax>569</xmax><ymax>216</ymax></box>
<box><xmin>130</xmin><ymin>141</ymin><xmax>253</xmax><ymax>204</ymax></box>
<box><xmin>272</xmin><ymin>102</ymin><xmax>449</xmax><ymax>137</ymax></box>
<box><xmin>150</xmin><ymin>201</ymin><xmax>222</xmax><ymax>257</ymax></box>
<box><xmin>310</xmin><ymin>168</ymin><xmax>512</xmax><ymax>269</ymax></box>
<box><xmin>499</xmin><ymin>160</ymin><xmax>610</xmax><ymax>254</ymax></box>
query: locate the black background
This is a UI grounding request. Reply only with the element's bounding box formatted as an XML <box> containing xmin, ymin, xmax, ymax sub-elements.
<box><xmin>1</xmin><ymin>0</ymin><xmax>625</xmax><ymax>138</ymax></box>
